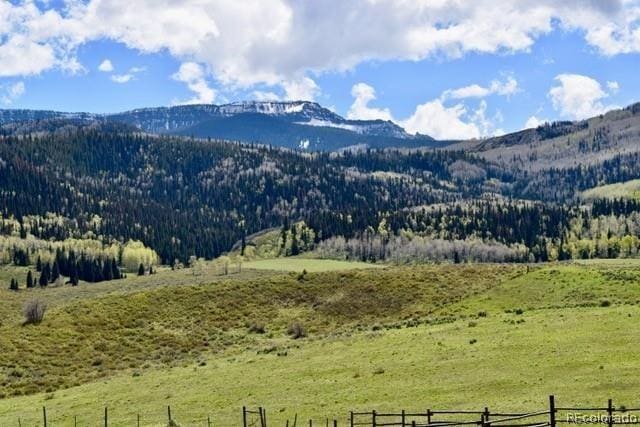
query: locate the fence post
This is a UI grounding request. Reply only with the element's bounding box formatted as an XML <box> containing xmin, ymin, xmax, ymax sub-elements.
<box><xmin>104</xmin><ymin>407</ymin><xmax>108</xmax><ymax>427</ymax></box>
<box><xmin>483</xmin><ymin>407</ymin><xmax>490</xmax><ymax>427</ymax></box>
<box><xmin>259</xmin><ymin>407</ymin><xmax>265</xmax><ymax>427</ymax></box>
<box><xmin>607</xmin><ymin>399</ymin><xmax>614</xmax><ymax>427</ymax></box>
<box><xmin>549</xmin><ymin>395</ymin><xmax>556</xmax><ymax>427</ymax></box>
<box><xmin>74</xmin><ymin>415</ymin><xmax>77</xmax><ymax>427</ymax></box>
<box><xmin>373</xmin><ymin>410</ymin><xmax>377</xmax><ymax>427</ymax></box>
<box><xmin>42</xmin><ymin>406</ymin><xmax>47</xmax><ymax>427</ymax></box>
<box><xmin>334</xmin><ymin>420</ymin><xmax>338</xmax><ymax>427</ymax></box>
<box><xmin>243</xmin><ymin>406</ymin><xmax>248</xmax><ymax>427</ymax></box>
<box><xmin>402</xmin><ymin>409</ymin><xmax>406</xmax><ymax>427</ymax></box>
<box><xmin>168</xmin><ymin>405</ymin><xmax>172</xmax><ymax>423</ymax></box>
<box><xmin>264</xmin><ymin>408</ymin><xmax>267</xmax><ymax>427</ymax></box>
<box><xmin>427</xmin><ymin>409</ymin><xmax>432</xmax><ymax>425</ymax></box>
<box><xmin>350</xmin><ymin>412</ymin><xmax>354</xmax><ymax>427</ymax></box>
<box><xmin>208</xmin><ymin>415</ymin><xmax>212</xmax><ymax>427</ymax></box>
<box><xmin>293</xmin><ymin>413</ymin><xmax>298</xmax><ymax>427</ymax></box>
<box><xmin>309</xmin><ymin>420</ymin><xmax>313</xmax><ymax>427</ymax></box>
<box><xmin>18</xmin><ymin>417</ymin><xmax>22</xmax><ymax>427</ymax></box>
<box><xmin>137</xmin><ymin>413</ymin><xmax>140</xmax><ymax>427</ymax></box>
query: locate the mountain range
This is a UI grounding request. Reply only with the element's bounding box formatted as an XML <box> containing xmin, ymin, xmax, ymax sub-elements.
<box><xmin>0</xmin><ymin>101</ymin><xmax>438</xmax><ymax>151</ymax></box>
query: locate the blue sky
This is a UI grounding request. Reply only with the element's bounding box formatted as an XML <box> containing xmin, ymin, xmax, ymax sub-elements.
<box><xmin>2</xmin><ymin>0</ymin><xmax>640</xmax><ymax>139</ymax></box>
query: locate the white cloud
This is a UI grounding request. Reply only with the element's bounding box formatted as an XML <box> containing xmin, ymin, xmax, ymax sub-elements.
<box><xmin>347</xmin><ymin>83</ymin><xmax>394</xmax><ymax>121</ymax></box>
<box><xmin>1</xmin><ymin>0</ymin><xmax>639</xmax><ymax>98</ymax></box>
<box><xmin>109</xmin><ymin>66</ymin><xmax>145</xmax><ymax>84</ymax></box>
<box><xmin>443</xmin><ymin>76</ymin><xmax>519</xmax><ymax>100</ymax></box>
<box><xmin>110</xmin><ymin>74</ymin><xmax>132</xmax><ymax>83</ymax></box>
<box><xmin>401</xmin><ymin>99</ymin><xmax>481</xmax><ymax>140</ymax></box>
<box><xmin>281</xmin><ymin>77</ymin><xmax>319</xmax><ymax>101</ymax></box>
<box><xmin>0</xmin><ymin>81</ymin><xmax>26</xmax><ymax>105</ymax></box>
<box><xmin>171</xmin><ymin>62</ymin><xmax>216</xmax><ymax>104</ymax></box>
<box><xmin>549</xmin><ymin>74</ymin><xmax>618</xmax><ymax>120</ymax></box>
<box><xmin>0</xmin><ymin>35</ymin><xmax>55</xmax><ymax>77</ymax></box>
<box><xmin>524</xmin><ymin>115</ymin><xmax>548</xmax><ymax>129</ymax></box>
<box><xmin>98</xmin><ymin>59</ymin><xmax>114</xmax><ymax>72</ymax></box>
<box><xmin>607</xmin><ymin>80</ymin><xmax>620</xmax><ymax>93</ymax></box>
<box><xmin>347</xmin><ymin>80</ymin><xmax>509</xmax><ymax>139</ymax></box>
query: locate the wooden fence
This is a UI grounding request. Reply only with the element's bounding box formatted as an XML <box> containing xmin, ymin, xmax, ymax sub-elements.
<box><xmin>6</xmin><ymin>396</ymin><xmax>639</xmax><ymax>426</ymax></box>
<box><xmin>6</xmin><ymin>404</ymin><xmax>214</xmax><ymax>426</ymax></box>
<box><xmin>246</xmin><ymin>396</ymin><xmax>640</xmax><ymax>427</ymax></box>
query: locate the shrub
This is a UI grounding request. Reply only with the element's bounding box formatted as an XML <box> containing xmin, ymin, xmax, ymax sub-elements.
<box><xmin>514</xmin><ymin>308</ymin><xmax>524</xmax><ymax>315</ymax></box>
<box><xmin>600</xmin><ymin>299</ymin><xmax>611</xmax><ymax>307</ymax></box>
<box><xmin>287</xmin><ymin>322</ymin><xmax>307</xmax><ymax>339</ymax></box>
<box><xmin>477</xmin><ymin>311</ymin><xmax>488</xmax><ymax>317</ymax></box>
<box><xmin>23</xmin><ymin>299</ymin><xmax>47</xmax><ymax>325</ymax></box>
<box><xmin>248</xmin><ymin>322</ymin><xmax>266</xmax><ymax>334</ymax></box>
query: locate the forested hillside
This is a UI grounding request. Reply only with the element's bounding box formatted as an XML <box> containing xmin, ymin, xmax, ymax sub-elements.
<box><xmin>3</xmin><ymin>107</ymin><xmax>640</xmax><ymax>269</ymax></box>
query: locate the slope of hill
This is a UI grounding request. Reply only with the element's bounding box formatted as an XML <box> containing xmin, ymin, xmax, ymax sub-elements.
<box><xmin>3</xmin><ymin>119</ymin><xmax>640</xmax><ymax>264</ymax></box>
<box><xmin>449</xmin><ymin>102</ymin><xmax>640</xmax><ymax>172</ymax></box>
<box><xmin>1</xmin><ymin>262</ymin><xmax>639</xmax><ymax>424</ymax></box>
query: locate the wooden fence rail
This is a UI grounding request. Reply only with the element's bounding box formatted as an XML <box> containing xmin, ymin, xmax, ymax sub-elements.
<box><xmin>245</xmin><ymin>395</ymin><xmax>640</xmax><ymax>427</ymax></box>
<box><xmin>9</xmin><ymin>396</ymin><xmax>640</xmax><ymax>426</ymax></box>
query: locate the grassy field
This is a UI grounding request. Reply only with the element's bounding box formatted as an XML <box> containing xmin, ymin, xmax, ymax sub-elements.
<box><xmin>243</xmin><ymin>257</ymin><xmax>383</xmax><ymax>272</ymax></box>
<box><xmin>1</xmin><ymin>261</ymin><xmax>640</xmax><ymax>425</ymax></box>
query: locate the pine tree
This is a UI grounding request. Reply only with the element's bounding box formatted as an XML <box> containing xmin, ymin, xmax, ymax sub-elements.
<box><xmin>111</xmin><ymin>259</ymin><xmax>121</xmax><ymax>280</ymax></box>
<box><xmin>149</xmin><ymin>265</ymin><xmax>154</xmax><ymax>275</ymax></box>
<box><xmin>290</xmin><ymin>230</ymin><xmax>300</xmax><ymax>256</ymax></box>
<box><xmin>39</xmin><ymin>264</ymin><xmax>50</xmax><ymax>287</ymax></box>
<box><xmin>26</xmin><ymin>270</ymin><xmax>34</xmax><ymax>288</ymax></box>
<box><xmin>9</xmin><ymin>278</ymin><xmax>19</xmax><ymax>291</ymax></box>
<box><xmin>36</xmin><ymin>256</ymin><xmax>42</xmax><ymax>272</ymax></box>
<box><xmin>70</xmin><ymin>265</ymin><xmax>79</xmax><ymax>286</ymax></box>
<box><xmin>51</xmin><ymin>260</ymin><xmax>60</xmax><ymax>283</ymax></box>
<box><xmin>138</xmin><ymin>263</ymin><xmax>145</xmax><ymax>276</ymax></box>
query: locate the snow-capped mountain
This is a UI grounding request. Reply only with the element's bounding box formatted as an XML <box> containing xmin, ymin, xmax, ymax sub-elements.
<box><xmin>0</xmin><ymin>101</ymin><xmax>437</xmax><ymax>151</ymax></box>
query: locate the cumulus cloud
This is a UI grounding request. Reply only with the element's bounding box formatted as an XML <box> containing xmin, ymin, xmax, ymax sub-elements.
<box><xmin>0</xmin><ymin>35</ymin><xmax>55</xmax><ymax>77</ymax></box>
<box><xmin>347</xmin><ymin>83</ymin><xmax>394</xmax><ymax>121</ymax></box>
<box><xmin>401</xmin><ymin>99</ymin><xmax>481</xmax><ymax>140</ymax></box>
<box><xmin>443</xmin><ymin>76</ymin><xmax>519</xmax><ymax>100</ymax></box>
<box><xmin>0</xmin><ymin>81</ymin><xmax>26</xmax><ymax>105</ymax></box>
<box><xmin>171</xmin><ymin>62</ymin><xmax>216</xmax><ymax>104</ymax></box>
<box><xmin>1</xmin><ymin>0</ymin><xmax>639</xmax><ymax>95</ymax></box>
<box><xmin>98</xmin><ymin>59</ymin><xmax>114</xmax><ymax>72</ymax></box>
<box><xmin>524</xmin><ymin>115</ymin><xmax>548</xmax><ymax>129</ymax></box>
<box><xmin>281</xmin><ymin>77</ymin><xmax>319</xmax><ymax>101</ymax></box>
<box><xmin>549</xmin><ymin>74</ymin><xmax>618</xmax><ymax>120</ymax></box>
<box><xmin>346</xmin><ymin>80</ymin><xmax>510</xmax><ymax>139</ymax></box>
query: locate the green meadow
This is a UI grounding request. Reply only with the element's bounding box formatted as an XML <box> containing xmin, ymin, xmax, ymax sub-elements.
<box><xmin>0</xmin><ymin>261</ymin><xmax>639</xmax><ymax>425</ymax></box>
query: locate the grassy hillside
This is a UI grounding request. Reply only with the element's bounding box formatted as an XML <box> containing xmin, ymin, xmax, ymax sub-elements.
<box><xmin>1</xmin><ymin>262</ymin><xmax>639</xmax><ymax>425</ymax></box>
<box><xmin>0</xmin><ymin>262</ymin><xmax>519</xmax><ymax>399</ymax></box>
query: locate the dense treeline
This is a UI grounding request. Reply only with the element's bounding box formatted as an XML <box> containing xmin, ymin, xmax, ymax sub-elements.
<box><xmin>0</xmin><ymin>125</ymin><xmax>487</xmax><ymax>262</ymax></box>
<box><xmin>3</xmin><ymin>122</ymin><xmax>640</xmax><ymax>264</ymax></box>
<box><xmin>313</xmin><ymin>200</ymin><xmax>640</xmax><ymax>263</ymax></box>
